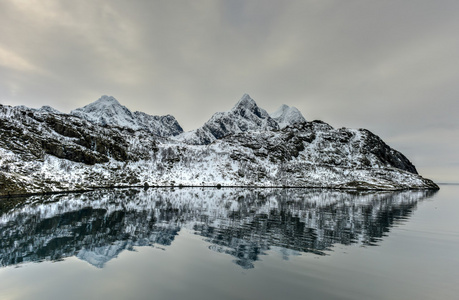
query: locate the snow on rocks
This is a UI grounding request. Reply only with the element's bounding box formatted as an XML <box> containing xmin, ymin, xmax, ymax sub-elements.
<box><xmin>0</xmin><ymin>94</ymin><xmax>439</xmax><ymax>195</ymax></box>
<box><xmin>175</xmin><ymin>94</ymin><xmax>279</xmax><ymax>145</ymax></box>
<box><xmin>270</xmin><ymin>104</ymin><xmax>306</xmax><ymax>129</ymax></box>
<box><xmin>71</xmin><ymin>95</ymin><xmax>183</xmax><ymax>137</ymax></box>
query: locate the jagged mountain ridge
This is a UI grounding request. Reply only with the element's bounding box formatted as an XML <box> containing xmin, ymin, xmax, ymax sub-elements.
<box><xmin>0</xmin><ymin>94</ymin><xmax>439</xmax><ymax>194</ymax></box>
<box><xmin>71</xmin><ymin>95</ymin><xmax>183</xmax><ymax>137</ymax></box>
<box><xmin>176</xmin><ymin>94</ymin><xmax>280</xmax><ymax>145</ymax></box>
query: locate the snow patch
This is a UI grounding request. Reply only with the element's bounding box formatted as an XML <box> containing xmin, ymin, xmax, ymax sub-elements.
<box><xmin>270</xmin><ymin>104</ymin><xmax>306</xmax><ymax>129</ymax></box>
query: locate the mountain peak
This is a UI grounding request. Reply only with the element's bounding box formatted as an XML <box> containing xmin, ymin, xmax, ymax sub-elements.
<box><xmin>94</xmin><ymin>95</ymin><xmax>121</xmax><ymax>106</ymax></box>
<box><xmin>38</xmin><ymin>105</ymin><xmax>62</xmax><ymax>114</ymax></box>
<box><xmin>232</xmin><ymin>94</ymin><xmax>257</xmax><ymax>111</ymax></box>
<box><xmin>71</xmin><ymin>95</ymin><xmax>123</xmax><ymax>115</ymax></box>
<box><xmin>239</xmin><ymin>93</ymin><xmax>254</xmax><ymax>103</ymax></box>
<box><xmin>272</xmin><ymin>104</ymin><xmax>290</xmax><ymax>114</ymax></box>
<box><xmin>176</xmin><ymin>94</ymin><xmax>278</xmax><ymax>144</ymax></box>
<box><xmin>231</xmin><ymin>94</ymin><xmax>270</xmax><ymax>121</ymax></box>
<box><xmin>270</xmin><ymin>104</ymin><xmax>306</xmax><ymax>129</ymax></box>
<box><xmin>70</xmin><ymin>95</ymin><xmax>183</xmax><ymax>136</ymax></box>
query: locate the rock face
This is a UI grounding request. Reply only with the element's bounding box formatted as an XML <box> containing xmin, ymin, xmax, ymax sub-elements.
<box><xmin>0</xmin><ymin>94</ymin><xmax>439</xmax><ymax>195</ymax></box>
<box><xmin>71</xmin><ymin>95</ymin><xmax>183</xmax><ymax>137</ymax></box>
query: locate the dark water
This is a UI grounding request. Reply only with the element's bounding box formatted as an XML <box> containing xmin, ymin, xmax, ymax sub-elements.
<box><xmin>0</xmin><ymin>186</ymin><xmax>458</xmax><ymax>299</ymax></box>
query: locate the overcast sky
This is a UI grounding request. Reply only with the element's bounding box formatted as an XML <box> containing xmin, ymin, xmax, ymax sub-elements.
<box><xmin>1</xmin><ymin>0</ymin><xmax>458</xmax><ymax>183</ymax></box>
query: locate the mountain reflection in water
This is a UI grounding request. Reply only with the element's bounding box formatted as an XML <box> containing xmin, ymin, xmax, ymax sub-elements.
<box><xmin>0</xmin><ymin>188</ymin><xmax>435</xmax><ymax>269</ymax></box>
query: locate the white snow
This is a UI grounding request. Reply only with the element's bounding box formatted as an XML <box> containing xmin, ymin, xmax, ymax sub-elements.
<box><xmin>70</xmin><ymin>95</ymin><xmax>183</xmax><ymax>137</ymax></box>
<box><xmin>270</xmin><ymin>104</ymin><xmax>306</xmax><ymax>129</ymax></box>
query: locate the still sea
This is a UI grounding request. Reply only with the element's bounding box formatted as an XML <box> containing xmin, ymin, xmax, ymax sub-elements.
<box><xmin>0</xmin><ymin>185</ymin><xmax>458</xmax><ymax>300</ymax></box>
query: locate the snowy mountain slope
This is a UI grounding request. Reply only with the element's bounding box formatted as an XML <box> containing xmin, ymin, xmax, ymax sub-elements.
<box><xmin>0</xmin><ymin>95</ymin><xmax>439</xmax><ymax>195</ymax></box>
<box><xmin>71</xmin><ymin>95</ymin><xmax>183</xmax><ymax>137</ymax></box>
<box><xmin>38</xmin><ymin>105</ymin><xmax>62</xmax><ymax>114</ymax></box>
<box><xmin>270</xmin><ymin>104</ymin><xmax>306</xmax><ymax>129</ymax></box>
<box><xmin>0</xmin><ymin>103</ymin><xmax>155</xmax><ymax>164</ymax></box>
<box><xmin>0</xmin><ymin>103</ymin><xmax>162</xmax><ymax>194</ymax></box>
<box><xmin>176</xmin><ymin>94</ymin><xmax>279</xmax><ymax>145</ymax></box>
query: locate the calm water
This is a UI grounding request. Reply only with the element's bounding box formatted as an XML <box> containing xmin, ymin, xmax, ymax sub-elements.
<box><xmin>0</xmin><ymin>186</ymin><xmax>458</xmax><ymax>299</ymax></box>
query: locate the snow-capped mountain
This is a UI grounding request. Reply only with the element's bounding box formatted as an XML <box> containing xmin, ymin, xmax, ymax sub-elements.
<box><xmin>0</xmin><ymin>94</ymin><xmax>439</xmax><ymax>195</ymax></box>
<box><xmin>270</xmin><ymin>104</ymin><xmax>306</xmax><ymax>129</ymax></box>
<box><xmin>38</xmin><ymin>105</ymin><xmax>62</xmax><ymax>114</ymax></box>
<box><xmin>71</xmin><ymin>95</ymin><xmax>183</xmax><ymax>137</ymax></box>
<box><xmin>176</xmin><ymin>94</ymin><xmax>279</xmax><ymax>145</ymax></box>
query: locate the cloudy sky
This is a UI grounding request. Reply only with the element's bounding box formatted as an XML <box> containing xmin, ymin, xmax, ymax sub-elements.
<box><xmin>1</xmin><ymin>0</ymin><xmax>458</xmax><ymax>183</ymax></box>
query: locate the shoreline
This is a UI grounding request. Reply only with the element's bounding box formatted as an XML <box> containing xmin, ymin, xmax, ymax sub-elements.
<box><xmin>0</xmin><ymin>183</ymin><xmax>441</xmax><ymax>199</ymax></box>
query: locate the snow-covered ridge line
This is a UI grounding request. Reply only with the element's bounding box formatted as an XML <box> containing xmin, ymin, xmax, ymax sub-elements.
<box><xmin>0</xmin><ymin>94</ymin><xmax>439</xmax><ymax>194</ymax></box>
<box><xmin>70</xmin><ymin>95</ymin><xmax>183</xmax><ymax>137</ymax></box>
<box><xmin>174</xmin><ymin>94</ymin><xmax>281</xmax><ymax>145</ymax></box>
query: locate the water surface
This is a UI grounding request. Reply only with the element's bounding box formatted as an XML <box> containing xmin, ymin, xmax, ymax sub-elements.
<box><xmin>0</xmin><ymin>187</ymin><xmax>457</xmax><ymax>299</ymax></box>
